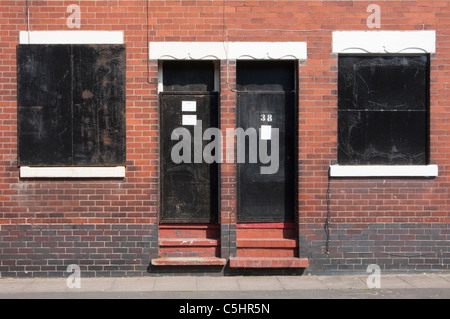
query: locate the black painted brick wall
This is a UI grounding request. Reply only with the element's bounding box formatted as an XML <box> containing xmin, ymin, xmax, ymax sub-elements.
<box><xmin>0</xmin><ymin>223</ymin><xmax>158</xmax><ymax>278</ymax></box>
<box><xmin>221</xmin><ymin>223</ymin><xmax>237</xmax><ymax>260</ymax></box>
<box><xmin>300</xmin><ymin>223</ymin><xmax>450</xmax><ymax>275</ymax></box>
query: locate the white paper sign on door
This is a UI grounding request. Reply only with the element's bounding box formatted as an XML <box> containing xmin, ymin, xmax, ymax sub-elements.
<box><xmin>260</xmin><ymin>125</ymin><xmax>272</xmax><ymax>140</ymax></box>
<box><xmin>182</xmin><ymin>101</ymin><xmax>197</xmax><ymax>112</ymax></box>
<box><xmin>182</xmin><ymin>115</ymin><xmax>197</xmax><ymax>126</ymax></box>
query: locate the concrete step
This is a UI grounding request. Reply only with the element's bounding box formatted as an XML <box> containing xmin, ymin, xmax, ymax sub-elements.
<box><xmin>159</xmin><ymin>238</ymin><xmax>220</xmax><ymax>247</ymax></box>
<box><xmin>158</xmin><ymin>224</ymin><xmax>221</xmax><ymax>259</ymax></box>
<box><xmin>159</xmin><ymin>247</ymin><xmax>220</xmax><ymax>258</ymax></box>
<box><xmin>229</xmin><ymin>257</ymin><xmax>309</xmax><ymax>269</ymax></box>
<box><xmin>236</xmin><ymin>248</ymin><xmax>297</xmax><ymax>258</ymax></box>
<box><xmin>237</xmin><ymin>238</ymin><xmax>298</xmax><ymax>248</ymax></box>
<box><xmin>159</xmin><ymin>224</ymin><xmax>220</xmax><ymax>239</ymax></box>
<box><xmin>151</xmin><ymin>257</ymin><xmax>227</xmax><ymax>267</ymax></box>
<box><xmin>236</xmin><ymin>222</ymin><xmax>297</xmax><ymax>239</ymax></box>
<box><xmin>159</xmin><ymin>238</ymin><xmax>221</xmax><ymax>258</ymax></box>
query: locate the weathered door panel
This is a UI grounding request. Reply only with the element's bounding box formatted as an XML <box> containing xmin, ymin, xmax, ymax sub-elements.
<box><xmin>237</xmin><ymin>92</ymin><xmax>296</xmax><ymax>222</ymax></box>
<box><xmin>160</xmin><ymin>93</ymin><xmax>219</xmax><ymax>223</ymax></box>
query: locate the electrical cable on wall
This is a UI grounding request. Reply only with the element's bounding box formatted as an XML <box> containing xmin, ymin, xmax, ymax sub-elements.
<box><xmin>146</xmin><ymin>0</ymin><xmax>154</xmax><ymax>85</ymax></box>
<box><xmin>325</xmin><ymin>174</ymin><xmax>332</xmax><ymax>255</ymax></box>
<box><xmin>146</xmin><ymin>0</ymin><xmax>159</xmax><ymax>86</ymax></box>
<box><xmin>146</xmin><ymin>0</ymin><xmax>150</xmax><ymax>84</ymax></box>
<box><xmin>26</xmin><ymin>0</ymin><xmax>31</xmax><ymax>44</ymax></box>
<box><xmin>223</xmin><ymin>28</ymin><xmax>334</xmax><ymax>93</ymax></box>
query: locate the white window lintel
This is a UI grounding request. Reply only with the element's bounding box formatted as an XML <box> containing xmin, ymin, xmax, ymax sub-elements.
<box><xmin>329</xmin><ymin>165</ymin><xmax>439</xmax><ymax>178</ymax></box>
<box><xmin>20</xmin><ymin>167</ymin><xmax>126</xmax><ymax>179</ymax></box>
<box><xmin>19</xmin><ymin>31</ymin><xmax>124</xmax><ymax>45</ymax></box>
<box><xmin>332</xmin><ymin>30</ymin><xmax>436</xmax><ymax>54</ymax></box>
<box><xmin>149</xmin><ymin>42</ymin><xmax>307</xmax><ymax>60</ymax></box>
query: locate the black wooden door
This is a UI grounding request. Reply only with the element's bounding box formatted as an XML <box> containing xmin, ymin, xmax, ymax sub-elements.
<box><xmin>237</xmin><ymin>92</ymin><xmax>296</xmax><ymax>222</ymax></box>
<box><xmin>160</xmin><ymin>92</ymin><xmax>219</xmax><ymax>223</ymax></box>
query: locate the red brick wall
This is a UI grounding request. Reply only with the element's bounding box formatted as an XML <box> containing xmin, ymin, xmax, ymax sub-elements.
<box><xmin>0</xmin><ymin>1</ymin><xmax>449</xmax><ymax>276</ymax></box>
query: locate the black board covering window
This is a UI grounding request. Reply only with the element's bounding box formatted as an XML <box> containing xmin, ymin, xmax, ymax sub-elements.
<box><xmin>338</xmin><ymin>55</ymin><xmax>429</xmax><ymax>165</ymax></box>
<box><xmin>17</xmin><ymin>44</ymin><xmax>126</xmax><ymax>167</ymax></box>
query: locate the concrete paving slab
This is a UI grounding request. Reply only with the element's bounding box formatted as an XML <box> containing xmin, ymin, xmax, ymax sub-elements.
<box><xmin>377</xmin><ymin>275</ymin><xmax>415</xmax><ymax>289</ymax></box>
<box><xmin>26</xmin><ymin>278</ymin><xmax>68</xmax><ymax>293</ymax></box>
<box><xmin>437</xmin><ymin>274</ymin><xmax>450</xmax><ymax>282</ymax></box>
<box><xmin>153</xmin><ymin>276</ymin><xmax>197</xmax><ymax>292</ymax></box>
<box><xmin>236</xmin><ymin>276</ymin><xmax>284</xmax><ymax>291</ymax></box>
<box><xmin>196</xmin><ymin>277</ymin><xmax>240</xmax><ymax>291</ymax></box>
<box><xmin>397</xmin><ymin>274</ymin><xmax>450</xmax><ymax>289</ymax></box>
<box><xmin>1</xmin><ymin>273</ymin><xmax>449</xmax><ymax>297</ymax></box>
<box><xmin>76</xmin><ymin>278</ymin><xmax>115</xmax><ymax>292</ymax></box>
<box><xmin>277</xmin><ymin>276</ymin><xmax>328</xmax><ymax>290</ymax></box>
<box><xmin>112</xmin><ymin>277</ymin><xmax>156</xmax><ymax>292</ymax></box>
<box><xmin>0</xmin><ymin>278</ymin><xmax>34</xmax><ymax>294</ymax></box>
<box><xmin>317</xmin><ymin>275</ymin><xmax>368</xmax><ymax>290</ymax></box>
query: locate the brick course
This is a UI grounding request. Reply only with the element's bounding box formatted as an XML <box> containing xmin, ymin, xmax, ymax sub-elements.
<box><xmin>0</xmin><ymin>223</ymin><xmax>157</xmax><ymax>277</ymax></box>
<box><xmin>301</xmin><ymin>222</ymin><xmax>449</xmax><ymax>274</ymax></box>
<box><xmin>0</xmin><ymin>0</ymin><xmax>449</xmax><ymax>277</ymax></box>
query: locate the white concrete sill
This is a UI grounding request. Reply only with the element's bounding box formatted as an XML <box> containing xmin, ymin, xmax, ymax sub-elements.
<box><xmin>20</xmin><ymin>166</ymin><xmax>126</xmax><ymax>179</ymax></box>
<box><xmin>329</xmin><ymin>165</ymin><xmax>439</xmax><ymax>178</ymax></box>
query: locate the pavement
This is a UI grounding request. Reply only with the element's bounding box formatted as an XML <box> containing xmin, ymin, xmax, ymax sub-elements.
<box><xmin>0</xmin><ymin>273</ymin><xmax>449</xmax><ymax>299</ymax></box>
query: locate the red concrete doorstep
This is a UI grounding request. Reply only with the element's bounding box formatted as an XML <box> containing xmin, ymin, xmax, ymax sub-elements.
<box><xmin>151</xmin><ymin>257</ymin><xmax>308</xmax><ymax>268</ymax></box>
<box><xmin>151</xmin><ymin>257</ymin><xmax>227</xmax><ymax>266</ymax></box>
<box><xmin>159</xmin><ymin>238</ymin><xmax>220</xmax><ymax>247</ymax></box>
<box><xmin>237</xmin><ymin>238</ymin><xmax>298</xmax><ymax>248</ymax></box>
<box><xmin>229</xmin><ymin>257</ymin><xmax>309</xmax><ymax>269</ymax></box>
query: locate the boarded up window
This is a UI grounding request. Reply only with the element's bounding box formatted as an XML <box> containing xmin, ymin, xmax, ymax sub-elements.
<box><xmin>17</xmin><ymin>44</ymin><xmax>126</xmax><ymax>166</ymax></box>
<box><xmin>338</xmin><ymin>55</ymin><xmax>429</xmax><ymax>165</ymax></box>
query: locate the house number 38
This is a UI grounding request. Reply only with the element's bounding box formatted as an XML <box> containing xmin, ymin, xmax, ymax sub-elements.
<box><xmin>260</xmin><ymin>114</ymin><xmax>273</xmax><ymax>122</ymax></box>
